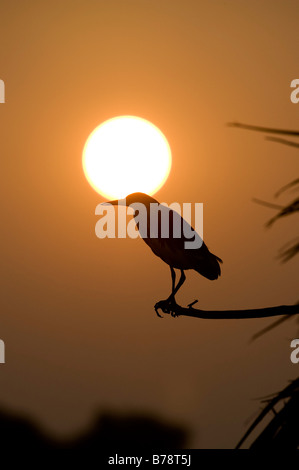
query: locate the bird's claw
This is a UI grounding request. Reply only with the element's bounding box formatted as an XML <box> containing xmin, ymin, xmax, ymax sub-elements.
<box><xmin>154</xmin><ymin>297</ymin><xmax>179</xmax><ymax>318</ymax></box>
<box><xmin>154</xmin><ymin>304</ymin><xmax>164</xmax><ymax>318</ymax></box>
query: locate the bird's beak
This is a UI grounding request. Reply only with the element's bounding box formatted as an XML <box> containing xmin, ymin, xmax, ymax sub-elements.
<box><xmin>101</xmin><ymin>198</ymin><xmax>127</xmax><ymax>206</ymax></box>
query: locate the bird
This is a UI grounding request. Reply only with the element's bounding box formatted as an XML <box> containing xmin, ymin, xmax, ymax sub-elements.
<box><xmin>102</xmin><ymin>192</ymin><xmax>222</xmax><ymax>316</ymax></box>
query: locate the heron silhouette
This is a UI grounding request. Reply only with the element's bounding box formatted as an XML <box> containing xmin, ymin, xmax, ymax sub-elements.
<box><xmin>102</xmin><ymin>192</ymin><xmax>222</xmax><ymax>317</ymax></box>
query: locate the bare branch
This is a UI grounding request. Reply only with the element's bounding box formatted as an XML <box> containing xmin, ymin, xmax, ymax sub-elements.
<box><xmin>154</xmin><ymin>301</ymin><xmax>299</xmax><ymax>320</ymax></box>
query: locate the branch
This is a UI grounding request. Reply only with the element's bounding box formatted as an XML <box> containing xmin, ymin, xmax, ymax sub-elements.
<box><xmin>154</xmin><ymin>300</ymin><xmax>299</xmax><ymax>320</ymax></box>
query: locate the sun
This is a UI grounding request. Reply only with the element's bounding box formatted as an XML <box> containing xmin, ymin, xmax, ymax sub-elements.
<box><xmin>82</xmin><ymin>116</ymin><xmax>172</xmax><ymax>199</ymax></box>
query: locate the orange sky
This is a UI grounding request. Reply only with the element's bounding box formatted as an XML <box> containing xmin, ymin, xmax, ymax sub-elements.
<box><xmin>0</xmin><ymin>0</ymin><xmax>298</xmax><ymax>448</ymax></box>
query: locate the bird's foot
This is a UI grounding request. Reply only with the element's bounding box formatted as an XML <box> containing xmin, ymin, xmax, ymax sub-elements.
<box><xmin>154</xmin><ymin>297</ymin><xmax>179</xmax><ymax>318</ymax></box>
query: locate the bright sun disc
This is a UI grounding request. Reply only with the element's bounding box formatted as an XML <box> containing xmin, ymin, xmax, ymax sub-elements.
<box><xmin>82</xmin><ymin>116</ymin><xmax>172</xmax><ymax>199</ymax></box>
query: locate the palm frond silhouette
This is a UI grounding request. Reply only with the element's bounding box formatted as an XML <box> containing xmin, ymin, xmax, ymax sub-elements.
<box><xmin>236</xmin><ymin>378</ymin><xmax>299</xmax><ymax>449</ymax></box>
<box><xmin>275</xmin><ymin>178</ymin><xmax>299</xmax><ymax>198</ymax></box>
<box><xmin>266</xmin><ymin>198</ymin><xmax>299</xmax><ymax>228</ymax></box>
<box><xmin>231</xmin><ymin>122</ymin><xmax>299</xmax><ymax>449</ymax></box>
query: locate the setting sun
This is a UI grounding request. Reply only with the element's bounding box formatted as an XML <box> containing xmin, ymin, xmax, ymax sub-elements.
<box><xmin>82</xmin><ymin>116</ymin><xmax>172</xmax><ymax>199</ymax></box>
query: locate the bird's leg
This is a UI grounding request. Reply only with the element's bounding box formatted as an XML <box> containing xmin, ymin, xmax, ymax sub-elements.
<box><xmin>166</xmin><ymin>266</ymin><xmax>176</xmax><ymax>302</ymax></box>
<box><xmin>173</xmin><ymin>269</ymin><xmax>186</xmax><ymax>296</ymax></box>
<box><xmin>155</xmin><ymin>269</ymin><xmax>186</xmax><ymax>318</ymax></box>
<box><xmin>168</xmin><ymin>269</ymin><xmax>186</xmax><ymax>300</ymax></box>
<box><xmin>168</xmin><ymin>270</ymin><xmax>186</xmax><ymax>317</ymax></box>
<box><xmin>165</xmin><ymin>266</ymin><xmax>177</xmax><ymax>306</ymax></box>
<box><xmin>171</xmin><ymin>266</ymin><xmax>176</xmax><ymax>293</ymax></box>
<box><xmin>154</xmin><ymin>267</ymin><xmax>176</xmax><ymax>317</ymax></box>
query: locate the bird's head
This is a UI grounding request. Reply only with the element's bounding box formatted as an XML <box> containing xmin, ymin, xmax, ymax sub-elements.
<box><xmin>102</xmin><ymin>192</ymin><xmax>158</xmax><ymax>208</ymax></box>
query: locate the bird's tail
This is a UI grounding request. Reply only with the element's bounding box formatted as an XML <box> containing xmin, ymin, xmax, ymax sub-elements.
<box><xmin>195</xmin><ymin>251</ymin><xmax>223</xmax><ymax>280</ymax></box>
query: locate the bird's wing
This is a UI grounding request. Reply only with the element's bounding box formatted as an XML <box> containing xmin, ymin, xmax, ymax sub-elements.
<box><xmin>159</xmin><ymin>205</ymin><xmax>203</xmax><ymax>248</ymax></box>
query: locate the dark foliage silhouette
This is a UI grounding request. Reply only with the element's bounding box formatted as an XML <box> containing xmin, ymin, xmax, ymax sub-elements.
<box><xmin>236</xmin><ymin>379</ymin><xmax>299</xmax><ymax>449</ymax></box>
<box><xmin>230</xmin><ymin>122</ymin><xmax>299</xmax><ymax>449</ymax></box>
<box><xmin>0</xmin><ymin>408</ymin><xmax>188</xmax><ymax>452</ymax></box>
<box><xmin>229</xmin><ymin>122</ymin><xmax>299</xmax><ymax>262</ymax></box>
